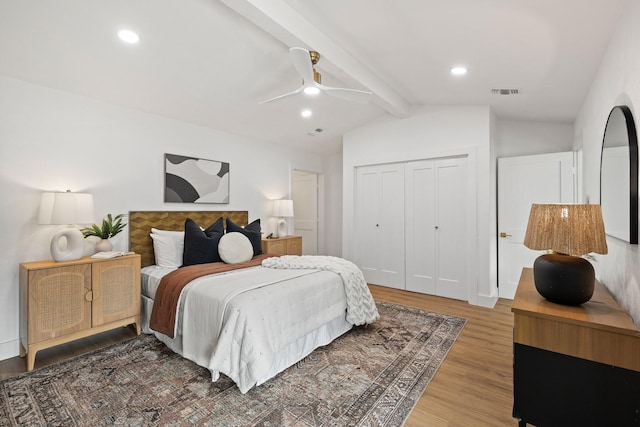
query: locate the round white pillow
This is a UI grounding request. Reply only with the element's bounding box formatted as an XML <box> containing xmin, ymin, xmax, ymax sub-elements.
<box><xmin>218</xmin><ymin>232</ymin><xmax>254</xmax><ymax>264</ymax></box>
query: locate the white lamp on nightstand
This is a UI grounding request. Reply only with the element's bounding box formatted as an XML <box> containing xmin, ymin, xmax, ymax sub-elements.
<box><xmin>38</xmin><ymin>191</ymin><xmax>95</xmax><ymax>262</ymax></box>
<box><xmin>272</xmin><ymin>199</ymin><xmax>294</xmax><ymax>237</ymax></box>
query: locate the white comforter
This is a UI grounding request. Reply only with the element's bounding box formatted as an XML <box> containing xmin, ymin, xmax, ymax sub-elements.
<box><xmin>163</xmin><ymin>265</ymin><xmax>352</xmax><ymax>393</ymax></box>
<box><xmin>262</xmin><ymin>255</ymin><xmax>380</xmax><ymax>325</ymax></box>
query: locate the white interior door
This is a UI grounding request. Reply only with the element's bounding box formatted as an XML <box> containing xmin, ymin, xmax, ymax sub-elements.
<box><xmin>354</xmin><ymin>163</ymin><xmax>405</xmax><ymax>289</ymax></box>
<box><xmin>497</xmin><ymin>152</ymin><xmax>575</xmax><ymax>299</ymax></box>
<box><xmin>434</xmin><ymin>157</ymin><xmax>468</xmax><ymax>300</ymax></box>
<box><xmin>405</xmin><ymin>160</ymin><xmax>436</xmax><ymax>294</ymax></box>
<box><xmin>293</xmin><ymin>170</ymin><xmax>318</xmax><ymax>255</ymax></box>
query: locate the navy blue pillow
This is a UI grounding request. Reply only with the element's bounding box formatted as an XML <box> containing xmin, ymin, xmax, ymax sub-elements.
<box><xmin>182</xmin><ymin>217</ymin><xmax>224</xmax><ymax>266</ymax></box>
<box><xmin>226</xmin><ymin>218</ymin><xmax>262</xmax><ymax>256</ymax></box>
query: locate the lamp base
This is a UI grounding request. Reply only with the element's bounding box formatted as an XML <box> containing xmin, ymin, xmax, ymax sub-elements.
<box><xmin>532</xmin><ymin>254</ymin><xmax>595</xmax><ymax>305</ymax></box>
<box><xmin>277</xmin><ymin>218</ymin><xmax>288</xmax><ymax>237</ymax></box>
<box><xmin>50</xmin><ymin>227</ymin><xmax>85</xmax><ymax>262</ymax></box>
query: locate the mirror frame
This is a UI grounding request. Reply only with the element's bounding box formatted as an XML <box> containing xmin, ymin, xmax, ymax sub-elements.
<box><xmin>600</xmin><ymin>105</ymin><xmax>639</xmax><ymax>245</ymax></box>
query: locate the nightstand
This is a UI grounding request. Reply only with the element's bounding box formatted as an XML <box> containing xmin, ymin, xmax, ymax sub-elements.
<box><xmin>19</xmin><ymin>254</ymin><xmax>141</xmax><ymax>371</ymax></box>
<box><xmin>261</xmin><ymin>235</ymin><xmax>302</xmax><ymax>255</ymax></box>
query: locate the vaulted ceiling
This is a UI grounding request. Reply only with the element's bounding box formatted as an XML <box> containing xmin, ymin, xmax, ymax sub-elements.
<box><xmin>0</xmin><ymin>0</ymin><xmax>626</xmax><ymax>155</ymax></box>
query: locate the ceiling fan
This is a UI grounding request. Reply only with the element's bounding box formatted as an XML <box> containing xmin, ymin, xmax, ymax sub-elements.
<box><xmin>260</xmin><ymin>47</ymin><xmax>373</xmax><ymax>104</ymax></box>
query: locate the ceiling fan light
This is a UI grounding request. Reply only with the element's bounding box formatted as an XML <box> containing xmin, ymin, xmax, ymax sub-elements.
<box><xmin>303</xmin><ymin>86</ymin><xmax>320</xmax><ymax>95</ymax></box>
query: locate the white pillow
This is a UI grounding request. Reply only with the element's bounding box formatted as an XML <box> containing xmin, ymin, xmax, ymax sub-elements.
<box><xmin>150</xmin><ymin>229</ymin><xmax>184</xmax><ymax>268</ymax></box>
<box><xmin>218</xmin><ymin>232</ymin><xmax>253</xmax><ymax>264</ymax></box>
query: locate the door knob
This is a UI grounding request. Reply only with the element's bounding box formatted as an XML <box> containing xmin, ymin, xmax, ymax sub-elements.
<box><xmin>500</xmin><ymin>232</ymin><xmax>512</xmax><ymax>238</ymax></box>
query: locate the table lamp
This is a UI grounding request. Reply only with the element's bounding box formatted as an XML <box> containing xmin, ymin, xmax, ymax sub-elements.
<box><xmin>38</xmin><ymin>191</ymin><xmax>95</xmax><ymax>262</ymax></box>
<box><xmin>523</xmin><ymin>203</ymin><xmax>608</xmax><ymax>305</ymax></box>
<box><xmin>272</xmin><ymin>199</ymin><xmax>294</xmax><ymax>237</ymax></box>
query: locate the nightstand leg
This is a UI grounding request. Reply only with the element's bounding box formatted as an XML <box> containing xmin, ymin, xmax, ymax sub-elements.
<box><xmin>27</xmin><ymin>350</ymin><xmax>36</xmax><ymax>372</ymax></box>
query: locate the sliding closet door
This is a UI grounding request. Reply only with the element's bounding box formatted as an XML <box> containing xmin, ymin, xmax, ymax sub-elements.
<box><xmin>405</xmin><ymin>157</ymin><xmax>468</xmax><ymax>300</ymax></box>
<box><xmin>405</xmin><ymin>161</ymin><xmax>437</xmax><ymax>293</ymax></box>
<box><xmin>354</xmin><ymin>163</ymin><xmax>405</xmax><ymax>289</ymax></box>
<box><xmin>434</xmin><ymin>157</ymin><xmax>468</xmax><ymax>300</ymax></box>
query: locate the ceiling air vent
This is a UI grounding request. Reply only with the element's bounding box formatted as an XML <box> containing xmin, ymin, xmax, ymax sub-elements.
<box><xmin>491</xmin><ymin>88</ymin><xmax>519</xmax><ymax>95</ymax></box>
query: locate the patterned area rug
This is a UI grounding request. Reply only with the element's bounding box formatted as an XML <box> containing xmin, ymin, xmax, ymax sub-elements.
<box><xmin>0</xmin><ymin>301</ymin><xmax>466</xmax><ymax>427</ymax></box>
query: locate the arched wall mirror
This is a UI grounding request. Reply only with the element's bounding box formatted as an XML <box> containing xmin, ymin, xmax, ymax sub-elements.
<box><xmin>600</xmin><ymin>105</ymin><xmax>639</xmax><ymax>244</ymax></box>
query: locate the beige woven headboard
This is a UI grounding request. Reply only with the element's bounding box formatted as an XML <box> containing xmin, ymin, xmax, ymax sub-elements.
<box><xmin>128</xmin><ymin>210</ymin><xmax>249</xmax><ymax>267</ymax></box>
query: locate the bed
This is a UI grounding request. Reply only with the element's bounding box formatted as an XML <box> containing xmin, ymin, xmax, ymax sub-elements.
<box><xmin>128</xmin><ymin>210</ymin><xmax>379</xmax><ymax>394</ymax></box>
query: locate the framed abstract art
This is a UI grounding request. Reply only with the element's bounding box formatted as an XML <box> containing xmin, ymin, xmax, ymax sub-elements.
<box><xmin>164</xmin><ymin>154</ymin><xmax>230</xmax><ymax>203</ymax></box>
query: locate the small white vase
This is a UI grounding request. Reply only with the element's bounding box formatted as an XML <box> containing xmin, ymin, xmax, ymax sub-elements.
<box><xmin>95</xmin><ymin>239</ymin><xmax>113</xmax><ymax>252</ymax></box>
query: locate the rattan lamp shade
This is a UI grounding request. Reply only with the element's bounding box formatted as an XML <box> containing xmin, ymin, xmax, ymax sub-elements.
<box><xmin>523</xmin><ymin>204</ymin><xmax>608</xmax><ymax>256</ymax></box>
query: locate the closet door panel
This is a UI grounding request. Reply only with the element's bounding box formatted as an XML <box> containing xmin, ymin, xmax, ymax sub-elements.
<box><xmin>435</xmin><ymin>157</ymin><xmax>468</xmax><ymax>300</ymax></box>
<box><xmin>378</xmin><ymin>167</ymin><xmax>405</xmax><ymax>289</ymax></box>
<box><xmin>405</xmin><ymin>160</ymin><xmax>436</xmax><ymax>294</ymax></box>
<box><xmin>355</xmin><ymin>168</ymin><xmax>381</xmax><ymax>285</ymax></box>
<box><xmin>354</xmin><ymin>163</ymin><xmax>404</xmax><ymax>289</ymax></box>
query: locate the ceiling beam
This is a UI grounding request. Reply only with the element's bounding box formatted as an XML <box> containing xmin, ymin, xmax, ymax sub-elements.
<box><xmin>219</xmin><ymin>0</ymin><xmax>410</xmax><ymax>118</ymax></box>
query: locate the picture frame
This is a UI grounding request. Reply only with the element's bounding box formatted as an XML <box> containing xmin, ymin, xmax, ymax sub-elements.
<box><xmin>164</xmin><ymin>153</ymin><xmax>230</xmax><ymax>204</ymax></box>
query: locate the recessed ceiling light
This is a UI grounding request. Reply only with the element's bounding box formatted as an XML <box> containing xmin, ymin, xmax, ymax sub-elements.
<box><xmin>301</xmin><ymin>109</ymin><xmax>312</xmax><ymax>118</ymax></box>
<box><xmin>118</xmin><ymin>29</ymin><xmax>140</xmax><ymax>44</ymax></box>
<box><xmin>451</xmin><ymin>66</ymin><xmax>467</xmax><ymax>76</ymax></box>
<box><xmin>303</xmin><ymin>86</ymin><xmax>320</xmax><ymax>95</ymax></box>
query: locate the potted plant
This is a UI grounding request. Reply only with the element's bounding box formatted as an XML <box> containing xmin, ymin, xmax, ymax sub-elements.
<box><xmin>81</xmin><ymin>213</ymin><xmax>126</xmax><ymax>252</ymax></box>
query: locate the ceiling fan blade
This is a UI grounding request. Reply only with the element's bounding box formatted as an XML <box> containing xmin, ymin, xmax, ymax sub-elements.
<box><xmin>289</xmin><ymin>47</ymin><xmax>315</xmax><ymax>83</ymax></box>
<box><xmin>320</xmin><ymin>85</ymin><xmax>373</xmax><ymax>104</ymax></box>
<box><xmin>259</xmin><ymin>86</ymin><xmax>303</xmax><ymax>104</ymax></box>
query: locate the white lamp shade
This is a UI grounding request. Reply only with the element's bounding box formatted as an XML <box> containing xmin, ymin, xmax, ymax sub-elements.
<box><xmin>38</xmin><ymin>192</ymin><xmax>95</xmax><ymax>225</ymax></box>
<box><xmin>272</xmin><ymin>199</ymin><xmax>294</xmax><ymax>217</ymax></box>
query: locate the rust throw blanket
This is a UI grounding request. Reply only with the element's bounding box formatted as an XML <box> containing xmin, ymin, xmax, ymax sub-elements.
<box><xmin>150</xmin><ymin>254</ymin><xmax>276</xmax><ymax>338</ymax></box>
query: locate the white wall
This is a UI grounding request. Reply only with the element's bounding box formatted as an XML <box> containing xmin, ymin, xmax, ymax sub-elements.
<box><xmin>323</xmin><ymin>151</ymin><xmax>343</xmax><ymax>257</ymax></box>
<box><xmin>342</xmin><ymin>105</ymin><xmax>497</xmax><ymax>307</ymax></box>
<box><xmin>0</xmin><ymin>75</ymin><xmax>338</xmax><ymax>360</ymax></box>
<box><xmin>574</xmin><ymin>0</ymin><xmax>640</xmax><ymax>326</ymax></box>
<box><xmin>494</xmin><ymin>119</ymin><xmax>574</xmax><ymax>158</ymax></box>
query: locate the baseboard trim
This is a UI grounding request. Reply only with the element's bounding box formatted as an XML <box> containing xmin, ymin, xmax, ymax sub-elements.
<box><xmin>0</xmin><ymin>338</ymin><xmax>20</xmax><ymax>362</ymax></box>
<box><xmin>475</xmin><ymin>294</ymin><xmax>498</xmax><ymax>308</ymax></box>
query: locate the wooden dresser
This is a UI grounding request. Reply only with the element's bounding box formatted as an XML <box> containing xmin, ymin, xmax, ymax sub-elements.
<box><xmin>19</xmin><ymin>254</ymin><xmax>141</xmax><ymax>371</ymax></box>
<box><xmin>261</xmin><ymin>235</ymin><xmax>302</xmax><ymax>255</ymax></box>
<box><xmin>511</xmin><ymin>268</ymin><xmax>640</xmax><ymax>426</ymax></box>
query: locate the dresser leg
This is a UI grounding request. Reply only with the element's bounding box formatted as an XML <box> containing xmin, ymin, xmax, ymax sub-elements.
<box><xmin>518</xmin><ymin>420</ymin><xmax>526</xmax><ymax>427</ymax></box>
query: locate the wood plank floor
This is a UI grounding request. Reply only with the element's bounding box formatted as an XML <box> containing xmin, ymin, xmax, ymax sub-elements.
<box><xmin>368</xmin><ymin>285</ymin><xmax>518</xmax><ymax>426</ymax></box>
<box><xmin>0</xmin><ymin>285</ymin><xmax>518</xmax><ymax>426</ymax></box>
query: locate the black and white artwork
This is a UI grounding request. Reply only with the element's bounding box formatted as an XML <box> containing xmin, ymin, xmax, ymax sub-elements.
<box><xmin>164</xmin><ymin>154</ymin><xmax>230</xmax><ymax>203</ymax></box>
